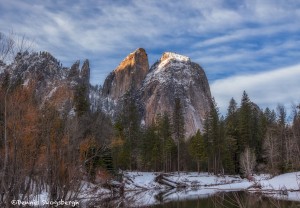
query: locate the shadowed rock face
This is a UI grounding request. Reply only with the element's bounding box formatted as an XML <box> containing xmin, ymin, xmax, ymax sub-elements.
<box><xmin>101</xmin><ymin>49</ymin><xmax>212</xmax><ymax>138</ymax></box>
<box><xmin>140</xmin><ymin>52</ymin><xmax>212</xmax><ymax>137</ymax></box>
<box><xmin>102</xmin><ymin>48</ymin><xmax>149</xmax><ymax>100</ymax></box>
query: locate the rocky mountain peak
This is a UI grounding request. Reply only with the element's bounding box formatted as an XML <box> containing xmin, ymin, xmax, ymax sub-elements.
<box><xmin>116</xmin><ymin>48</ymin><xmax>147</xmax><ymax>72</ymax></box>
<box><xmin>141</xmin><ymin>51</ymin><xmax>212</xmax><ymax>137</ymax></box>
<box><xmin>80</xmin><ymin>59</ymin><xmax>90</xmax><ymax>86</ymax></box>
<box><xmin>0</xmin><ymin>51</ymin><xmax>91</xmax><ymax>117</ymax></box>
<box><xmin>102</xmin><ymin>48</ymin><xmax>149</xmax><ymax>100</ymax></box>
<box><xmin>69</xmin><ymin>60</ymin><xmax>80</xmax><ymax>78</ymax></box>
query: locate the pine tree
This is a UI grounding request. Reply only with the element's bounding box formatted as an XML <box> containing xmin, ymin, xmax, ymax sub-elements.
<box><xmin>203</xmin><ymin>98</ymin><xmax>221</xmax><ymax>174</ymax></box>
<box><xmin>224</xmin><ymin>98</ymin><xmax>239</xmax><ymax>173</ymax></box>
<box><xmin>74</xmin><ymin>85</ymin><xmax>89</xmax><ymax>117</ymax></box>
<box><xmin>111</xmin><ymin>119</ymin><xmax>126</xmax><ymax>169</ymax></box>
<box><xmin>264</xmin><ymin>107</ymin><xmax>276</xmax><ymax>125</ymax></box>
<box><xmin>277</xmin><ymin>104</ymin><xmax>288</xmax><ymax>172</ymax></box>
<box><xmin>239</xmin><ymin>91</ymin><xmax>252</xmax><ymax>152</ymax></box>
<box><xmin>141</xmin><ymin>119</ymin><xmax>170</xmax><ymax>171</ymax></box>
<box><xmin>118</xmin><ymin>90</ymin><xmax>141</xmax><ymax>170</ymax></box>
<box><xmin>160</xmin><ymin>113</ymin><xmax>176</xmax><ymax>172</ymax></box>
<box><xmin>263</xmin><ymin>107</ymin><xmax>280</xmax><ymax>173</ymax></box>
<box><xmin>188</xmin><ymin>130</ymin><xmax>205</xmax><ymax>173</ymax></box>
<box><xmin>252</xmin><ymin>109</ymin><xmax>266</xmax><ymax>166</ymax></box>
<box><xmin>172</xmin><ymin>98</ymin><xmax>185</xmax><ymax>174</ymax></box>
<box><xmin>156</xmin><ymin>112</ymin><xmax>172</xmax><ymax>172</ymax></box>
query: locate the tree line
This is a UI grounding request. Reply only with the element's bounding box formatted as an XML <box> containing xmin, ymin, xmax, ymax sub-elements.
<box><xmin>112</xmin><ymin>90</ymin><xmax>300</xmax><ymax>178</ymax></box>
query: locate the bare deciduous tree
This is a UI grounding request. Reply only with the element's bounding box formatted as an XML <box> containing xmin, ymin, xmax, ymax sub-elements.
<box><xmin>0</xmin><ymin>32</ymin><xmax>14</xmax><ymax>63</ymax></box>
<box><xmin>240</xmin><ymin>147</ymin><xmax>256</xmax><ymax>178</ymax></box>
<box><xmin>1</xmin><ymin>32</ymin><xmax>35</xmax><ymax>205</ymax></box>
<box><xmin>263</xmin><ymin>127</ymin><xmax>280</xmax><ymax>173</ymax></box>
<box><xmin>0</xmin><ymin>31</ymin><xmax>34</xmax><ymax>64</ymax></box>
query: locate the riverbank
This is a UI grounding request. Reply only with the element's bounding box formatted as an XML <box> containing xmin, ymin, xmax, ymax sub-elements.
<box><xmin>119</xmin><ymin>171</ymin><xmax>299</xmax><ymax>206</ymax></box>
<box><xmin>33</xmin><ymin>171</ymin><xmax>300</xmax><ymax>207</ymax></box>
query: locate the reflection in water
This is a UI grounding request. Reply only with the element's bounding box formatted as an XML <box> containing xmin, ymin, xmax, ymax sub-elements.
<box><xmin>87</xmin><ymin>189</ymin><xmax>300</xmax><ymax>207</ymax></box>
<box><xmin>152</xmin><ymin>191</ymin><xmax>300</xmax><ymax>208</ymax></box>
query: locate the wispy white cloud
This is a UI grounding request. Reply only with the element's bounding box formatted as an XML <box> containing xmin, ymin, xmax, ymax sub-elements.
<box><xmin>211</xmin><ymin>64</ymin><xmax>300</xmax><ymax>114</ymax></box>
<box><xmin>0</xmin><ymin>0</ymin><xmax>300</xmax><ymax>116</ymax></box>
<box><xmin>0</xmin><ymin>0</ymin><xmax>280</xmax><ymax>52</ymax></box>
<box><xmin>194</xmin><ymin>23</ymin><xmax>300</xmax><ymax>48</ymax></box>
<box><xmin>244</xmin><ymin>0</ymin><xmax>300</xmax><ymax>23</ymax></box>
<box><xmin>195</xmin><ymin>38</ymin><xmax>300</xmax><ymax>65</ymax></box>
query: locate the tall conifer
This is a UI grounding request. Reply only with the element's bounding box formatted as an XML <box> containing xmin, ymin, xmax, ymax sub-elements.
<box><xmin>172</xmin><ymin>98</ymin><xmax>185</xmax><ymax>174</ymax></box>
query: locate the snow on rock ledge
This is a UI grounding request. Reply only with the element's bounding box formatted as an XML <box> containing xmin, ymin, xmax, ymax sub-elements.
<box><xmin>161</xmin><ymin>52</ymin><xmax>191</xmax><ymax>63</ymax></box>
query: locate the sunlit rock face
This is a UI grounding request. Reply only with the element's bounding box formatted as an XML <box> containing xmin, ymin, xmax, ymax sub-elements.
<box><xmin>102</xmin><ymin>48</ymin><xmax>149</xmax><ymax>100</ymax></box>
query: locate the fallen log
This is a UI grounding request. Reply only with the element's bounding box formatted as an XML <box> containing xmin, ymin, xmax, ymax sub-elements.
<box><xmin>155</xmin><ymin>174</ymin><xmax>187</xmax><ymax>188</ymax></box>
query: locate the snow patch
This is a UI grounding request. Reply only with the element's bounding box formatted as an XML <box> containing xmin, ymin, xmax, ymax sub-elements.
<box><xmin>259</xmin><ymin>172</ymin><xmax>300</xmax><ymax>191</ymax></box>
<box><xmin>45</xmin><ymin>87</ymin><xmax>58</xmax><ymax>100</ymax></box>
<box><xmin>23</xmin><ymin>78</ymin><xmax>30</xmax><ymax>87</ymax></box>
<box><xmin>162</xmin><ymin>52</ymin><xmax>190</xmax><ymax>62</ymax></box>
<box><xmin>68</xmin><ymin>108</ymin><xmax>76</xmax><ymax>117</ymax></box>
<box><xmin>124</xmin><ymin>172</ymin><xmax>163</xmax><ymax>190</ymax></box>
<box><xmin>143</xmin><ymin>57</ymin><xmax>193</xmax><ymax>87</ymax></box>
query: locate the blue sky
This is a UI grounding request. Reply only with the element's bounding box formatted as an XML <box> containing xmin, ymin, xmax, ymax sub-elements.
<box><xmin>1</xmin><ymin>0</ymin><xmax>300</xmax><ymax>115</ymax></box>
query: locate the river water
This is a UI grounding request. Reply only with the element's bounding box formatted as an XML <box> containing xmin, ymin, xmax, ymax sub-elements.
<box><xmin>151</xmin><ymin>191</ymin><xmax>300</xmax><ymax>208</ymax></box>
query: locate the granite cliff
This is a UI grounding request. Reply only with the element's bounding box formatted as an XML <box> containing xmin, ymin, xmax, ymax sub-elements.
<box><xmin>140</xmin><ymin>52</ymin><xmax>212</xmax><ymax>137</ymax></box>
<box><xmin>102</xmin><ymin>48</ymin><xmax>148</xmax><ymax>99</ymax></box>
<box><xmin>101</xmin><ymin>49</ymin><xmax>212</xmax><ymax>137</ymax></box>
<box><xmin>101</xmin><ymin>48</ymin><xmax>149</xmax><ymax>116</ymax></box>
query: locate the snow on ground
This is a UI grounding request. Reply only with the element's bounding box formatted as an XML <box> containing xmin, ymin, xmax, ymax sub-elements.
<box><xmin>122</xmin><ymin>171</ymin><xmax>300</xmax><ymax>206</ymax></box>
<box><xmin>122</xmin><ymin>171</ymin><xmax>256</xmax><ymax>207</ymax></box>
<box><xmin>124</xmin><ymin>171</ymin><xmax>251</xmax><ymax>190</ymax></box>
<box><xmin>122</xmin><ymin>171</ymin><xmax>253</xmax><ymax>206</ymax></box>
<box><xmin>166</xmin><ymin>172</ymin><xmax>244</xmax><ymax>187</ymax></box>
<box><xmin>78</xmin><ymin>180</ymin><xmax>111</xmax><ymax>199</ymax></box>
<box><xmin>266</xmin><ymin>191</ymin><xmax>300</xmax><ymax>202</ymax></box>
<box><xmin>124</xmin><ymin>172</ymin><xmax>164</xmax><ymax>190</ymax></box>
<box><xmin>209</xmin><ymin>180</ymin><xmax>253</xmax><ymax>191</ymax></box>
<box><xmin>25</xmin><ymin>180</ymin><xmax>111</xmax><ymax>207</ymax></box>
<box><xmin>258</xmin><ymin>172</ymin><xmax>300</xmax><ymax>190</ymax></box>
<box><xmin>250</xmin><ymin>172</ymin><xmax>300</xmax><ymax>202</ymax></box>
